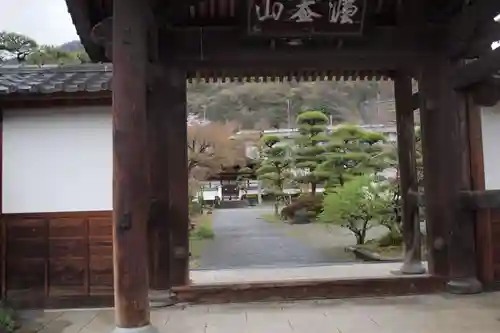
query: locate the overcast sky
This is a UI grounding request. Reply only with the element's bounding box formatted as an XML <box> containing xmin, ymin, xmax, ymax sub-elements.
<box><xmin>0</xmin><ymin>0</ymin><xmax>78</xmax><ymax>45</ymax></box>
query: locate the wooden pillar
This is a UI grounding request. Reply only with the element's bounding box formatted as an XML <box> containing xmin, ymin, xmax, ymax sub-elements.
<box><xmin>165</xmin><ymin>67</ymin><xmax>189</xmax><ymax>287</ymax></box>
<box><xmin>393</xmin><ymin>72</ymin><xmax>425</xmax><ymax>275</ymax></box>
<box><xmin>147</xmin><ymin>68</ymin><xmax>189</xmax><ymax>290</ymax></box>
<box><xmin>419</xmin><ymin>58</ymin><xmax>482</xmax><ymax>294</ymax></box>
<box><xmin>147</xmin><ymin>65</ymin><xmax>172</xmax><ymax>291</ymax></box>
<box><xmin>112</xmin><ymin>0</ymin><xmax>155</xmax><ymax>329</ymax></box>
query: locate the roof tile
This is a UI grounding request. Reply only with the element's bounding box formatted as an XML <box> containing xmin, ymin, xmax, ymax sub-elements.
<box><xmin>0</xmin><ymin>63</ymin><xmax>113</xmax><ymax>95</ymax></box>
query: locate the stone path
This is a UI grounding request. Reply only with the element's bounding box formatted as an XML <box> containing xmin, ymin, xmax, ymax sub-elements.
<box><xmin>19</xmin><ymin>292</ymin><xmax>500</xmax><ymax>333</ymax></box>
<box><xmin>196</xmin><ymin>207</ymin><xmax>386</xmax><ymax>270</ymax></box>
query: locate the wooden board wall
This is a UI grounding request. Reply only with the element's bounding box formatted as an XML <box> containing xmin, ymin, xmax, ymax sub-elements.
<box><xmin>0</xmin><ymin>211</ymin><xmax>114</xmax><ymax>308</ymax></box>
<box><xmin>467</xmin><ymin>99</ymin><xmax>500</xmax><ymax>286</ymax></box>
<box><xmin>487</xmin><ymin>209</ymin><xmax>500</xmax><ymax>281</ymax></box>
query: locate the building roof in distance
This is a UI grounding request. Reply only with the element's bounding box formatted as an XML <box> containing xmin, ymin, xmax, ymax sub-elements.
<box><xmin>0</xmin><ymin>63</ymin><xmax>113</xmax><ymax>95</ymax></box>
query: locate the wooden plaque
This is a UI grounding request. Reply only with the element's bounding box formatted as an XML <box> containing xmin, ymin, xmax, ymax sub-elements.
<box><xmin>248</xmin><ymin>0</ymin><xmax>367</xmax><ymax>37</ymax></box>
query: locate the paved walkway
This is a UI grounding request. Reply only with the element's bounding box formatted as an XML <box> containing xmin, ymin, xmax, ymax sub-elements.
<box><xmin>19</xmin><ymin>292</ymin><xmax>500</xmax><ymax>332</ymax></box>
<box><xmin>197</xmin><ymin>207</ymin><xmax>386</xmax><ymax>270</ymax></box>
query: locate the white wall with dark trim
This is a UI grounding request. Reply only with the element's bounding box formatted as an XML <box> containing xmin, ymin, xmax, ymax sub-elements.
<box><xmin>2</xmin><ymin>106</ymin><xmax>112</xmax><ymax>213</ymax></box>
<box><xmin>481</xmin><ymin>104</ymin><xmax>500</xmax><ymax>190</ymax></box>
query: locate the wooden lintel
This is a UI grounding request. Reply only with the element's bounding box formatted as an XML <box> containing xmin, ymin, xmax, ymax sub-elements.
<box><xmin>174</xmin><ymin>51</ymin><xmax>428</xmax><ymax>72</ymax></box>
<box><xmin>453</xmin><ymin>48</ymin><xmax>500</xmax><ymax>90</ymax></box>
<box><xmin>460</xmin><ymin>190</ymin><xmax>500</xmax><ymax>210</ymax></box>
<box><xmin>165</xmin><ymin>27</ymin><xmax>437</xmax><ymax>71</ymax></box>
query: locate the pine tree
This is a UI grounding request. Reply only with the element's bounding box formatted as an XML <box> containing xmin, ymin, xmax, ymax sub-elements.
<box><xmin>256</xmin><ymin>135</ymin><xmax>292</xmax><ymax>216</ymax></box>
<box><xmin>294</xmin><ymin>111</ymin><xmax>330</xmax><ymax>195</ymax></box>
<box><xmin>319</xmin><ymin>125</ymin><xmax>389</xmax><ymax>188</ymax></box>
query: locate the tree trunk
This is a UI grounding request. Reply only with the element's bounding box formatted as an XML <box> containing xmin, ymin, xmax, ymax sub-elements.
<box><xmin>355</xmin><ymin>233</ymin><xmax>365</xmax><ymax>245</ymax></box>
<box><xmin>311</xmin><ymin>182</ymin><xmax>317</xmax><ymax>196</ymax></box>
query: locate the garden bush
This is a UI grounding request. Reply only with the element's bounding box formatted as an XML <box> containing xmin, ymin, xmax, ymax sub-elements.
<box><xmin>320</xmin><ymin>176</ymin><xmax>384</xmax><ymax>245</ymax></box>
<box><xmin>191</xmin><ymin>224</ymin><xmax>215</xmax><ymax>240</ymax></box>
<box><xmin>0</xmin><ymin>303</ymin><xmax>17</xmax><ymax>333</ymax></box>
<box><xmin>281</xmin><ymin>194</ymin><xmax>324</xmax><ymax>221</ymax></box>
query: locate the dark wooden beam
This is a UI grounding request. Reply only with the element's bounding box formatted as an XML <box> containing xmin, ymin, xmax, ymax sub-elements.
<box><xmin>173</xmin><ymin>276</ymin><xmax>446</xmax><ymax>304</ymax></box>
<box><xmin>470</xmin><ymin>77</ymin><xmax>500</xmax><ymax>107</ymax></box>
<box><xmin>112</xmin><ymin>0</ymin><xmax>153</xmax><ymax>329</ymax></box>
<box><xmin>165</xmin><ymin>27</ymin><xmax>438</xmax><ymax>71</ymax></box>
<box><xmin>453</xmin><ymin>48</ymin><xmax>500</xmax><ymax>89</ymax></box>
<box><xmin>419</xmin><ymin>58</ymin><xmax>481</xmax><ymax>294</ymax></box>
<box><xmin>446</xmin><ymin>0</ymin><xmax>500</xmax><ymax>57</ymax></box>
<box><xmin>393</xmin><ymin>72</ymin><xmax>425</xmax><ymax>275</ymax></box>
<box><xmin>460</xmin><ymin>190</ymin><xmax>500</xmax><ymax>210</ymax></box>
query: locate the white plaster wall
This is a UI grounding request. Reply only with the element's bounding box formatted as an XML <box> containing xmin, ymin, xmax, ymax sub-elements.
<box><xmin>2</xmin><ymin>106</ymin><xmax>112</xmax><ymax>213</ymax></box>
<box><xmin>481</xmin><ymin>104</ymin><xmax>500</xmax><ymax>190</ymax></box>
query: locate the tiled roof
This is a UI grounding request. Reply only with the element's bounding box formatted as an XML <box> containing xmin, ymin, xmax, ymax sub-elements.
<box><xmin>0</xmin><ymin>64</ymin><xmax>113</xmax><ymax>95</ymax></box>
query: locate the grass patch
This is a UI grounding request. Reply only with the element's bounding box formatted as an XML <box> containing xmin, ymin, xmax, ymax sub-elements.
<box><xmin>261</xmin><ymin>213</ymin><xmax>282</xmax><ymax>223</ymax></box>
<box><xmin>191</xmin><ymin>214</ymin><xmax>215</xmax><ymax>240</ymax></box>
<box><xmin>189</xmin><ymin>214</ymin><xmax>215</xmax><ymax>269</ymax></box>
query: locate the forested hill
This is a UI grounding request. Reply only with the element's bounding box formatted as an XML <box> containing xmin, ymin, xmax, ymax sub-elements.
<box><xmin>187</xmin><ymin>80</ymin><xmax>396</xmax><ymax>129</ymax></box>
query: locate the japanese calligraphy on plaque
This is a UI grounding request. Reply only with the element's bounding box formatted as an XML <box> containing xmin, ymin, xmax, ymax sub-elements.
<box><xmin>248</xmin><ymin>0</ymin><xmax>366</xmax><ymax>36</ymax></box>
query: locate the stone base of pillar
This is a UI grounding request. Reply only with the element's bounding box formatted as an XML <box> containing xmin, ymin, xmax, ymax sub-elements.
<box><xmin>390</xmin><ymin>261</ymin><xmax>426</xmax><ymax>276</ymax></box>
<box><xmin>446</xmin><ymin>278</ymin><xmax>483</xmax><ymax>295</ymax></box>
<box><xmin>112</xmin><ymin>325</ymin><xmax>160</xmax><ymax>333</ymax></box>
<box><xmin>149</xmin><ymin>289</ymin><xmax>177</xmax><ymax>308</ymax></box>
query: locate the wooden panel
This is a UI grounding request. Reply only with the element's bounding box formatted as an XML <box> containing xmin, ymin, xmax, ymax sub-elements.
<box><xmin>0</xmin><ymin>211</ymin><xmax>113</xmax><ymax>307</ymax></box>
<box><xmin>88</xmin><ymin>216</ymin><xmax>113</xmax><ymax>293</ymax></box>
<box><xmin>490</xmin><ymin>210</ymin><xmax>500</xmax><ymax>280</ymax></box>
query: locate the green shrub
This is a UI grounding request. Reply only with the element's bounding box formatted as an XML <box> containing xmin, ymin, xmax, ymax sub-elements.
<box><xmin>191</xmin><ymin>224</ymin><xmax>215</xmax><ymax>240</ymax></box>
<box><xmin>320</xmin><ymin>176</ymin><xmax>383</xmax><ymax>245</ymax></box>
<box><xmin>281</xmin><ymin>194</ymin><xmax>323</xmax><ymax>220</ymax></box>
<box><xmin>0</xmin><ymin>303</ymin><xmax>17</xmax><ymax>333</ymax></box>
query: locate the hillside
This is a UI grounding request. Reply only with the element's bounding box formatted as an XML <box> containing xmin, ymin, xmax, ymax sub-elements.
<box><xmin>59</xmin><ymin>40</ymin><xmax>85</xmax><ymax>53</ymax></box>
<box><xmin>187</xmin><ymin>80</ymin><xmax>397</xmax><ymax>129</ymax></box>
<box><xmin>54</xmin><ymin>40</ymin><xmax>400</xmax><ymax>129</ymax></box>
